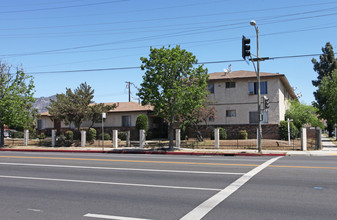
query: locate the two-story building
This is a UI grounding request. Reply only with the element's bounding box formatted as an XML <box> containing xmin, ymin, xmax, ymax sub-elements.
<box><xmin>206</xmin><ymin>70</ymin><xmax>297</xmax><ymax>139</ymax></box>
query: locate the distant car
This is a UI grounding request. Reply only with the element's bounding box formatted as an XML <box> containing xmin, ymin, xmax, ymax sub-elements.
<box><xmin>4</xmin><ymin>131</ymin><xmax>9</xmax><ymax>138</ymax></box>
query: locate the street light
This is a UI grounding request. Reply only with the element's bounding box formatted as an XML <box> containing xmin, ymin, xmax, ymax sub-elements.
<box><xmin>250</xmin><ymin>20</ymin><xmax>262</xmax><ymax>153</ymax></box>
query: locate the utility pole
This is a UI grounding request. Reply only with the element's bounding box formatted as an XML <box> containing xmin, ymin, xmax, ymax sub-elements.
<box><xmin>125</xmin><ymin>81</ymin><xmax>131</xmax><ymax>102</ymax></box>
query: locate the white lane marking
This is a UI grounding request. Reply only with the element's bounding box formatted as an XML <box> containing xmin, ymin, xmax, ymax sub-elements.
<box><xmin>84</xmin><ymin>213</ymin><xmax>153</xmax><ymax>220</ymax></box>
<box><xmin>0</xmin><ymin>175</ymin><xmax>221</xmax><ymax>191</ymax></box>
<box><xmin>27</xmin><ymin>208</ymin><xmax>43</xmax><ymax>212</ymax></box>
<box><xmin>0</xmin><ymin>162</ymin><xmax>244</xmax><ymax>175</ymax></box>
<box><xmin>180</xmin><ymin>156</ymin><xmax>283</xmax><ymax>220</ymax></box>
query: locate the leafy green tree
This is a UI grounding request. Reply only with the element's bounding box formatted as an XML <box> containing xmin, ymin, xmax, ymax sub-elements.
<box><xmin>314</xmin><ymin>70</ymin><xmax>337</xmax><ymax>130</ymax></box>
<box><xmin>312</xmin><ymin>42</ymin><xmax>337</xmax><ymax>136</ymax></box>
<box><xmin>0</xmin><ymin>63</ymin><xmax>35</xmax><ymax>147</ymax></box>
<box><xmin>137</xmin><ymin>46</ymin><xmax>209</xmax><ymax>149</ymax></box>
<box><xmin>285</xmin><ymin>100</ymin><xmax>324</xmax><ymax>130</ymax></box>
<box><xmin>48</xmin><ymin>82</ymin><xmax>115</xmax><ymax>131</ymax></box>
<box><xmin>136</xmin><ymin>114</ymin><xmax>148</xmax><ymax>132</ymax></box>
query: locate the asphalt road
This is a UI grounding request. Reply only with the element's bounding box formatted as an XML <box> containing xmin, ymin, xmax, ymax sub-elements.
<box><xmin>0</xmin><ymin>151</ymin><xmax>336</xmax><ymax>220</ymax></box>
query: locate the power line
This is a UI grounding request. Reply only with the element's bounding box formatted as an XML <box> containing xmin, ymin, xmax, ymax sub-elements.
<box><xmin>0</xmin><ymin>0</ymin><xmax>127</xmax><ymax>14</ymax></box>
<box><xmin>27</xmin><ymin>53</ymin><xmax>330</xmax><ymax>75</ymax></box>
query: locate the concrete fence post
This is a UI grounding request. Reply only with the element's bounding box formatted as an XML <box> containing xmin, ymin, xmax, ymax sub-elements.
<box><xmin>214</xmin><ymin>128</ymin><xmax>219</xmax><ymax>149</ymax></box>
<box><xmin>24</xmin><ymin>129</ymin><xmax>29</xmax><ymax>146</ymax></box>
<box><xmin>301</xmin><ymin>128</ymin><xmax>307</xmax><ymax>151</ymax></box>
<box><xmin>113</xmin><ymin>130</ymin><xmax>118</xmax><ymax>148</ymax></box>
<box><xmin>139</xmin><ymin>129</ymin><xmax>145</xmax><ymax>148</ymax></box>
<box><xmin>126</xmin><ymin>130</ymin><xmax>130</xmax><ymax>147</ymax></box>
<box><xmin>175</xmin><ymin>129</ymin><xmax>181</xmax><ymax>149</ymax></box>
<box><xmin>81</xmin><ymin>130</ymin><xmax>86</xmax><ymax>147</ymax></box>
<box><xmin>51</xmin><ymin>129</ymin><xmax>56</xmax><ymax>147</ymax></box>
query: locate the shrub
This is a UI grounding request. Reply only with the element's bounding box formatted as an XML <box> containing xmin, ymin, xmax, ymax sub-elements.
<box><xmin>73</xmin><ymin>130</ymin><xmax>81</xmax><ymax>140</ymax></box>
<box><xmin>38</xmin><ymin>132</ymin><xmax>46</xmax><ymax>139</ymax></box>
<box><xmin>11</xmin><ymin>131</ymin><xmax>24</xmax><ymax>138</ymax></box>
<box><xmin>98</xmin><ymin>133</ymin><xmax>111</xmax><ymax>140</ymax></box>
<box><xmin>118</xmin><ymin>132</ymin><xmax>127</xmax><ymax>141</ymax></box>
<box><xmin>239</xmin><ymin>130</ymin><xmax>248</xmax><ymax>140</ymax></box>
<box><xmin>136</xmin><ymin>114</ymin><xmax>148</xmax><ymax>131</ymax></box>
<box><xmin>87</xmin><ymin>128</ymin><xmax>97</xmax><ymax>142</ymax></box>
<box><xmin>279</xmin><ymin>120</ymin><xmax>299</xmax><ymax>140</ymax></box>
<box><xmin>211</xmin><ymin>128</ymin><xmax>227</xmax><ymax>140</ymax></box>
<box><xmin>65</xmin><ymin>130</ymin><xmax>73</xmax><ymax>140</ymax></box>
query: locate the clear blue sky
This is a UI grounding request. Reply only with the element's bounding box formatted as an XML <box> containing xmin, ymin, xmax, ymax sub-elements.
<box><xmin>1</xmin><ymin>0</ymin><xmax>337</xmax><ymax>105</ymax></box>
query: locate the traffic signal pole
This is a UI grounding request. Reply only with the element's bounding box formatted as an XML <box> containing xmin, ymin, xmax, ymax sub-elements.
<box><xmin>255</xmin><ymin>23</ymin><xmax>262</xmax><ymax>153</ymax></box>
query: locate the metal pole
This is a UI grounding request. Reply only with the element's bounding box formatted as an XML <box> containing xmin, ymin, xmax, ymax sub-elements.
<box><xmin>102</xmin><ymin>114</ymin><xmax>104</xmax><ymax>151</ymax></box>
<box><xmin>253</xmin><ymin>24</ymin><xmax>262</xmax><ymax>153</ymax></box>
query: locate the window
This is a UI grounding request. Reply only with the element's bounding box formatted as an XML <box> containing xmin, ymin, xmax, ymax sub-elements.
<box><xmin>208</xmin><ymin>83</ymin><xmax>214</xmax><ymax>94</ymax></box>
<box><xmin>122</xmin><ymin>115</ymin><xmax>131</xmax><ymax>127</ymax></box>
<box><xmin>249</xmin><ymin>111</ymin><xmax>268</xmax><ymax>124</ymax></box>
<box><xmin>226</xmin><ymin>110</ymin><xmax>236</xmax><ymax>117</ymax></box>
<box><xmin>209</xmin><ymin>116</ymin><xmax>215</xmax><ymax>122</ymax></box>
<box><xmin>226</xmin><ymin>82</ymin><xmax>236</xmax><ymax>88</ymax></box>
<box><xmin>37</xmin><ymin>119</ymin><xmax>46</xmax><ymax>130</ymax></box>
<box><xmin>248</xmin><ymin>81</ymin><xmax>268</xmax><ymax>95</ymax></box>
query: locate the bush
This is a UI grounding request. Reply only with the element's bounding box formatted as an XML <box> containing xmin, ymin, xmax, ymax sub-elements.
<box><xmin>98</xmin><ymin>133</ymin><xmax>111</xmax><ymax>140</ymax></box>
<box><xmin>73</xmin><ymin>130</ymin><xmax>81</xmax><ymax>140</ymax></box>
<box><xmin>56</xmin><ymin>135</ymin><xmax>72</xmax><ymax>147</ymax></box>
<box><xmin>118</xmin><ymin>132</ymin><xmax>127</xmax><ymax>140</ymax></box>
<box><xmin>38</xmin><ymin>132</ymin><xmax>46</xmax><ymax>139</ymax></box>
<box><xmin>211</xmin><ymin>128</ymin><xmax>227</xmax><ymax>140</ymax></box>
<box><xmin>279</xmin><ymin>121</ymin><xmax>299</xmax><ymax>140</ymax></box>
<box><xmin>239</xmin><ymin>130</ymin><xmax>248</xmax><ymax>140</ymax></box>
<box><xmin>11</xmin><ymin>131</ymin><xmax>24</xmax><ymax>138</ymax></box>
<box><xmin>87</xmin><ymin>128</ymin><xmax>97</xmax><ymax>142</ymax></box>
<box><xmin>136</xmin><ymin>114</ymin><xmax>148</xmax><ymax>131</ymax></box>
<box><xmin>65</xmin><ymin>130</ymin><xmax>73</xmax><ymax>140</ymax></box>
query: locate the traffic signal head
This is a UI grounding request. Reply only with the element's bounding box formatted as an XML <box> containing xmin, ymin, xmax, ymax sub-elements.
<box><xmin>242</xmin><ymin>35</ymin><xmax>251</xmax><ymax>59</ymax></box>
<box><xmin>263</xmin><ymin>96</ymin><xmax>270</xmax><ymax>110</ymax></box>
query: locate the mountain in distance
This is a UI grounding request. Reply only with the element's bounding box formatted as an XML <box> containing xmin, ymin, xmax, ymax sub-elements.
<box><xmin>33</xmin><ymin>95</ymin><xmax>57</xmax><ymax>113</ymax></box>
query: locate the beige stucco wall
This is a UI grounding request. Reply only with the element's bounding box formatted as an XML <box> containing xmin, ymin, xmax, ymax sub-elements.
<box><xmin>81</xmin><ymin>112</ymin><xmax>148</xmax><ymax>128</ymax></box>
<box><xmin>207</xmin><ymin>77</ymin><xmax>283</xmax><ymax>125</ymax></box>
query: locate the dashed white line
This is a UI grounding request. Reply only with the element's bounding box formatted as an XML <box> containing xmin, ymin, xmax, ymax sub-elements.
<box><xmin>180</xmin><ymin>156</ymin><xmax>283</xmax><ymax>220</ymax></box>
<box><xmin>0</xmin><ymin>175</ymin><xmax>221</xmax><ymax>191</ymax></box>
<box><xmin>0</xmin><ymin>162</ymin><xmax>244</xmax><ymax>175</ymax></box>
<box><xmin>84</xmin><ymin>213</ymin><xmax>153</xmax><ymax>220</ymax></box>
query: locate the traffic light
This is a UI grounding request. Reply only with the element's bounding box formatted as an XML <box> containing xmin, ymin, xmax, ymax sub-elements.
<box><xmin>242</xmin><ymin>35</ymin><xmax>251</xmax><ymax>59</ymax></box>
<box><xmin>263</xmin><ymin>96</ymin><xmax>270</xmax><ymax>110</ymax></box>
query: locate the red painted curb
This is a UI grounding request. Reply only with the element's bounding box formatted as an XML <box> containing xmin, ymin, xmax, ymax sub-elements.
<box><xmin>0</xmin><ymin>148</ymin><xmax>286</xmax><ymax>156</ymax></box>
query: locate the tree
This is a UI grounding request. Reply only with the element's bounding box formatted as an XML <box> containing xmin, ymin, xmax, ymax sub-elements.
<box><xmin>314</xmin><ymin>70</ymin><xmax>337</xmax><ymax>131</ymax></box>
<box><xmin>285</xmin><ymin>100</ymin><xmax>324</xmax><ymax>130</ymax></box>
<box><xmin>137</xmin><ymin>46</ymin><xmax>209</xmax><ymax>150</ymax></box>
<box><xmin>136</xmin><ymin>114</ymin><xmax>148</xmax><ymax>132</ymax></box>
<box><xmin>0</xmin><ymin>63</ymin><xmax>35</xmax><ymax>147</ymax></box>
<box><xmin>87</xmin><ymin>103</ymin><xmax>115</xmax><ymax>129</ymax></box>
<box><xmin>48</xmin><ymin>82</ymin><xmax>115</xmax><ymax>132</ymax></box>
<box><xmin>179</xmin><ymin>103</ymin><xmax>215</xmax><ymax>141</ymax></box>
<box><xmin>312</xmin><ymin>42</ymin><xmax>337</xmax><ymax>136</ymax></box>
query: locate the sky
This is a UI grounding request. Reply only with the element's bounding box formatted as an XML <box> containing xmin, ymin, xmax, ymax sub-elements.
<box><xmin>1</xmin><ymin>0</ymin><xmax>337</xmax><ymax>105</ymax></box>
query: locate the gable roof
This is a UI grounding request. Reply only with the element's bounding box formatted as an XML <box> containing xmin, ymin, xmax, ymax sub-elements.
<box><xmin>103</xmin><ymin>101</ymin><xmax>154</xmax><ymax>113</ymax></box>
<box><xmin>40</xmin><ymin>101</ymin><xmax>154</xmax><ymax>117</ymax></box>
<box><xmin>208</xmin><ymin>70</ymin><xmax>297</xmax><ymax>100</ymax></box>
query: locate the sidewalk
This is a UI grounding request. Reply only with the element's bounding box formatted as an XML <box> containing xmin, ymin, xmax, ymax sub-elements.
<box><xmin>1</xmin><ymin>136</ymin><xmax>337</xmax><ymax>156</ymax></box>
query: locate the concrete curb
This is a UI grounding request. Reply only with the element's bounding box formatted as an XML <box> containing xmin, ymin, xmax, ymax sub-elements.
<box><xmin>0</xmin><ymin>148</ymin><xmax>286</xmax><ymax>157</ymax></box>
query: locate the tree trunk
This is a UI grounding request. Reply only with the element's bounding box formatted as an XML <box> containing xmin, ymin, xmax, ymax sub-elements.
<box><xmin>0</xmin><ymin>123</ymin><xmax>4</xmax><ymax>147</ymax></box>
<box><xmin>168</xmin><ymin>122</ymin><xmax>174</xmax><ymax>150</ymax></box>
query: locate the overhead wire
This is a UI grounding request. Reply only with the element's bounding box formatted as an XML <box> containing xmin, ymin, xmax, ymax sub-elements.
<box><xmin>26</xmin><ymin>53</ymin><xmax>333</xmax><ymax>75</ymax></box>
